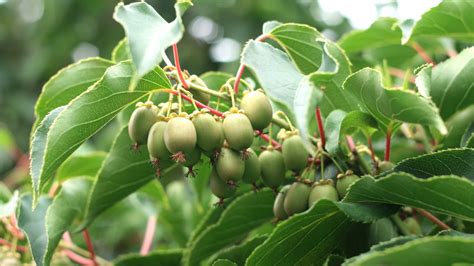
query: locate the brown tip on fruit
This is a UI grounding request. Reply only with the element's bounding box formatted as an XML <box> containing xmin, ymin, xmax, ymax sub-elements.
<box><xmin>241</xmin><ymin>149</ymin><xmax>250</xmax><ymax>160</ymax></box>
<box><xmin>227</xmin><ymin>180</ymin><xmax>238</xmax><ymax>189</ymax></box>
<box><xmin>185</xmin><ymin>167</ymin><xmax>196</xmax><ymax>178</ymax></box>
<box><xmin>252</xmin><ymin>182</ymin><xmax>260</xmax><ymax>193</ymax></box>
<box><xmin>171</xmin><ymin>151</ymin><xmax>186</xmax><ymax>163</ymax></box>
<box><xmin>130</xmin><ymin>143</ymin><xmax>141</xmax><ymax>153</ymax></box>
<box><xmin>271</xmin><ymin>217</ymin><xmax>280</xmax><ymax>224</ymax></box>
<box><xmin>271</xmin><ymin>187</ymin><xmax>279</xmax><ymax>195</ymax></box>
<box><xmin>155</xmin><ymin>168</ymin><xmax>161</xmax><ymax>177</ymax></box>
<box><xmin>150</xmin><ymin>158</ymin><xmax>160</xmax><ymax>167</ymax></box>
<box><xmin>214</xmin><ymin>198</ymin><xmax>225</xmax><ymax>207</ymax></box>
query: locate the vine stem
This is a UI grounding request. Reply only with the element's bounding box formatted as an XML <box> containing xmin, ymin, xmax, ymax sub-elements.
<box><xmin>384</xmin><ymin>127</ymin><xmax>392</xmax><ymax>162</ymax></box>
<box><xmin>63</xmin><ymin>250</ymin><xmax>95</xmax><ymax>265</ymax></box>
<box><xmin>0</xmin><ymin>238</ymin><xmax>27</xmax><ymax>252</ymax></box>
<box><xmin>233</xmin><ymin>34</ymin><xmax>269</xmax><ymax>94</ymax></box>
<box><xmin>367</xmin><ymin>136</ymin><xmax>377</xmax><ymax>165</ymax></box>
<box><xmin>140</xmin><ymin>215</ymin><xmax>157</xmax><ymax>255</ymax></box>
<box><xmin>388</xmin><ymin>67</ymin><xmax>415</xmax><ymax>83</ymax></box>
<box><xmin>172</xmin><ymin>44</ymin><xmax>189</xmax><ymax>89</ymax></box>
<box><xmin>315</xmin><ymin>108</ymin><xmax>326</xmax><ymax>148</ymax></box>
<box><xmin>82</xmin><ymin>230</ymin><xmax>97</xmax><ymax>266</ymax></box>
<box><xmin>410</xmin><ymin>41</ymin><xmax>435</xmax><ymax>65</ymax></box>
<box><xmin>415</xmin><ymin>208</ymin><xmax>451</xmax><ymax>230</ymax></box>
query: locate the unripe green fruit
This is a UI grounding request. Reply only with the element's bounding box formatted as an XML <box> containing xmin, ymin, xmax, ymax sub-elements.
<box><xmin>216</xmin><ymin>148</ymin><xmax>245</xmax><ymax>183</ymax></box>
<box><xmin>336</xmin><ymin>174</ymin><xmax>359</xmax><ymax>198</ymax></box>
<box><xmin>128</xmin><ymin>105</ymin><xmax>157</xmax><ymax>145</ymax></box>
<box><xmin>404</xmin><ymin>217</ymin><xmax>422</xmax><ymax>235</ymax></box>
<box><xmin>242</xmin><ymin>149</ymin><xmax>260</xmax><ymax>184</ymax></box>
<box><xmin>210</xmin><ymin>169</ymin><xmax>236</xmax><ymax>199</ymax></box>
<box><xmin>273</xmin><ymin>185</ymin><xmax>290</xmax><ymax>220</ymax></box>
<box><xmin>164</xmin><ymin>117</ymin><xmax>197</xmax><ymax>154</ymax></box>
<box><xmin>181</xmin><ymin>148</ymin><xmax>202</xmax><ymax>167</ymax></box>
<box><xmin>259</xmin><ymin>149</ymin><xmax>286</xmax><ymax>188</ymax></box>
<box><xmin>223</xmin><ymin>112</ymin><xmax>254</xmax><ymax>151</ymax></box>
<box><xmin>192</xmin><ymin>112</ymin><xmax>222</xmax><ymax>152</ymax></box>
<box><xmin>283</xmin><ymin>182</ymin><xmax>311</xmax><ymax>216</ymax></box>
<box><xmin>147</xmin><ymin>121</ymin><xmax>172</xmax><ymax>161</ymax></box>
<box><xmin>368</xmin><ymin>218</ymin><xmax>398</xmax><ymax>246</ymax></box>
<box><xmin>308</xmin><ymin>181</ymin><xmax>339</xmax><ymax>207</ymax></box>
<box><xmin>240</xmin><ymin>90</ymin><xmax>272</xmax><ymax>130</ymax></box>
<box><xmin>378</xmin><ymin>161</ymin><xmax>395</xmax><ymax>173</ymax></box>
<box><xmin>282</xmin><ymin>134</ymin><xmax>309</xmax><ymax>172</ymax></box>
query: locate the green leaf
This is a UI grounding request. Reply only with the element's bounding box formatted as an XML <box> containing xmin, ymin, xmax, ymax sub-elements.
<box><xmin>269</xmin><ymin>23</ymin><xmax>324</xmax><ymax>74</ymax></box>
<box><xmin>339</xmin><ymin>18</ymin><xmax>402</xmax><ymax>54</ymax></box>
<box><xmin>430</xmin><ymin>47</ymin><xmax>474</xmax><ymax>119</ymax></box>
<box><xmin>444</xmin><ymin>106</ymin><xmax>474</xmax><ymax>148</ymax></box>
<box><xmin>414</xmin><ymin>64</ymin><xmax>431</xmax><ymax>97</ymax></box>
<box><xmin>183</xmin><ymin>189</ymin><xmax>275</xmax><ymax>266</ymax></box>
<box><xmin>29</xmin><ymin>61</ymin><xmax>170</xmax><ymax>201</ymax></box>
<box><xmin>0</xmin><ymin>190</ymin><xmax>19</xmax><ymax>218</ymax></box>
<box><xmin>113</xmin><ymin>1</ymin><xmax>192</xmax><ymax>76</ymax></box>
<box><xmin>467</xmin><ymin>134</ymin><xmax>474</xmax><ymax>148</ymax></box>
<box><xmin>111</xmin><ymin>38</ymin><xmax>131</xmax><ymax>63</ymax></box>
<box><xmin>114</xmin><ymin>249</ymin><xmax>183</xmax><ymax>266</ymax></box>
<box><xmin>188</xmin><ymin>204</ymin><xmax>225</xmax><ymax>244</ymax></box>
<box><xmin>200</xmin><ymin>71</ymin><xmax>233</xmax><ymax>91</ymax></box>
<box><xmin>344</xmin><ymin>236</ymin><xmax>474</xmax><ymax>266</ymax></box>
<box><xmin>55</xmin><ymin>152</ymin><xmax>107</xmax><ymax>182</ymax></box>
<box><xmin>335</xmin><ymin>202</ymin><xmax>398</xmax><ymax>224</ymax></box>
<box><xmin>324</xmin><ymin>110</ymin><xmax>347</xmax><ymax>153</ymax></box>
<box><xmin>17</xmin><ymin>195</ymin><xmax>52</xmax><ymax>266</ymax></box>
<box><xmin>262</xmin><ymin>21</ymin><xmax>281</xmax><ymax>34</ymax></box>
<box><xmin>344</xmin><ymin>173</ymin><xmax>474</xmax><ymax>221</ymax></box>
<box><xmin>394</xmin><ymin>148</ymin><xmax>474</xmax><ymax>180</ymax></box>
<box><xmin>247</xmin><ymin>200</ymin><xmax>355</xmax><ymax>266</ymax></box>
<box><xmin>409</xmin><ymin>0</ymin><xmax>474</xmax><ymax>42</ymax></box>
<box><xmin>344</xmin><ymin>68</ymin><xmax>447</xmax><ymax>134</ymax></box>
<box><xmin>213</xmin><ymin>259</ymin><xmax>237</xmax><ymax>266</ymax></box>
<box><xmin>209</xmin><ymin>235</ymin><xmax>267</xmax><ymax>265</ymax></box>
<box><xmin>83</xmin><ymin>127</ymin><xmax>176</xmax><ymax>227</ymax></box>
<box><xmin>33</xmin><ymin>58</ymin><xmax>113</xmax><ymax>131</ymax></box>
<box><xmin>341</xmin><ymin>111</ymin><xmax>378</xmax><ymax>137</ymax></box>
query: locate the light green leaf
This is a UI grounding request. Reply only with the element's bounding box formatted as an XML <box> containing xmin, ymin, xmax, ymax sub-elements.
<box><xmin>339</xmin><ymin>18</ymin><xmax>402</xmax><ymax>54</ymax></box>
<box><xmin>341</xmin><ymin>111</ymin><xmax>378</xmax><ymax>137</ymax></box>
<box><xmin>262</xmin><ymin>21</ymin><xmax>281</xmax><ymax>34</ymax></box>
<box><xmin>414</xmin><ymin>64</ymin><xmax>431</xmax><ymax>97</ymax></box>
<box><xmin>344</xmin><ymin>68</ymin><xmax>447</xmax><ymax>134</ymax></box>
<box><xmin>344</xmin><ymin>236</ymin><xmax>474</xmax><ymax>266</ymax></box>
<box><xmin>394</xmin><ymin>148</ymin><xmax>474</xmax><ymax>180</ymax></box>
<box><xmin>114</xmin><ymin>249</ymin><xmax>183</xmax><ymax>266</ymax></box>
<box><xmin>29</xmin><ymin>61</ymin><xmax>170</xmax><ymax>202</ymax></box>
<box><xmin>269</xmin><ymin>23</ymin><xmax>324</xmax><ymax>74</ymax></box>
<box><xmin>113</xmin><ymin>1</ymin><xmax>192</xmax><ymax>76</ymax></box>
<box><xmin>344</xmin><ymin>173</ymin><xmax>474</xmax><ymax>221</ymax></box>
<box><xmin>200</xmin><ymin>71</ymin><xmax>233</xmax><ymax>91</ymax></box>
<box><xmin>33</xmin><ymin>58</ymin><xmax>113</xmax><ymax>131</ymax></box>
<box><xmin>324</xmin><ymin>110</ymin><xmax>347</xmax><ymax>153</ymax></box>
<box><xmin>431</xmin><ymin>47</ymin><xmax>474</xmax><ymax>119</ymax></box>
<box><xmin>183</xmin><ymin>189</ymin><xmax>275</xmax><ymax>266</ymax></box>
<box><xmin>209</xmin><ymin>236</ymin><xmax>267</xmax><ymax>266</ymax></box>
<box><xmin>111</xmin><ymin>38</ymin><xmax>131</xmax><ymax>63</ymax></box>
<box><xmin>443</xmin><ymin>106</ymin><xmax>474</xmax><ymax>148</ymax></box>
<box><xmin>55</xmin><ymin>152</ymin><xmax>107</xmax><ymax>182</ymax></box>
<box><xmin>410</xmin><ymin>0</ymin><xmax>474</xmax><ymax>42</ymax></box>
<box><xmin>0</xmin><ymin>190</ymin><xmax>19</xmax><ymax>218</ymax></box>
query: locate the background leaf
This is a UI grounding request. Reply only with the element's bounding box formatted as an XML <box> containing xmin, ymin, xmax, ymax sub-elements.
<box><xmin>443</xmin><ymin>106</ymin><xmax>474</xmax><ymax>148</ymax></box>
<box><xmin>114</xmin><ymin>249</ymin><xmax>183</xmax><ymax>266</ymax></box>
<box><xmin>112</xmin><ymin>38</ymin><xmax>131</xmax><ymax>63</ymax></box>
<box><xmin>209</xmin><ymin>236</ymin><xmax>267</xmax><ymax>266</ymax></box>
<box><xmin>55</xmin><ymin>152</ymin><xmax>107</xmax><ymax>182</ymax></box>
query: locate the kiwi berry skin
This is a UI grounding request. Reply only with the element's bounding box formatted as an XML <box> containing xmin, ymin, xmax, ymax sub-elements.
<box><xmin>223</xmin><ymin>113</ymin><xmax>254</xmax><ymax>151</ymax></box>
<box><xmin>283</xmin><ymin>182</ymin><xmax>311</xmax><ymax>216</ymax></box>
<box><xmin>259</xmin><ymin>149</ymin><xmax>286</xmax><ymax>189</ymax></box>
<box><xmin>367</xmin><ymin>218</ymin><xmax>398</xmax><ymax>246</ymax></box>
<box><xmin>274</xmin><ymin>185</ymin><xmax>290</xmax><ymax>220</ymax></box>
<box><xmin>240</xmin><ymin>90</ymin><xmax>273</xmax><ymax>130</ymax></box>
<box><xmin>216</xmin><ymin>147</ymin><xmax>245</xmax><ymax>183</ymax></box>
<box><xmin>404</xmin><ymin>217</ymin><xmax>422</xmax><ymax>235</ymax></box>
<box><xmin>128</xmin><ymin>106</ymin><xmax>157</xmax><ymax>145</ymax></box>
<box><xmin>336</xmin><ymin>174</ymin><xmax>359</xmax><ymax>198</ymax></box>
<box><xmin>147</xmin><ymin>121</ymin><xmax>171</xmax><ymax>161</ymax></box>
<box><xmin>164</xmin><ymin>117</ymin><xmax>197</xmax><ymax>154</ymax></box>
<box><xmin>210</xmin><ymin>169</ymin><xmax>236</xmax><ymax>199</ymax></box>
<box><xmin>378</xmin><ymin>161</ymin><xmax>395</xmax><ymax>173</ymax></box>
<box><xmin>282</xmin><ymin>134</ymin><xmax>309</xmax><ymax>172</ymax></box>
<box><xmin>308</xmin><ymin>182</ymin><xmax>339</xmax><ymax>207</ymax></box>
<box><xmin>181</xmin><ymin>148</ymin><xmax>202</xmax><ymax>167</ymax></box>
<box><xmin>242</xmin><ymin>149</ymin><xmax>260</xmax><ymax>184</ymax></box>
<box><xmin>192</xmin><ymin>112</ymin><xmax>222</xmax><ymax>152</ymax></box>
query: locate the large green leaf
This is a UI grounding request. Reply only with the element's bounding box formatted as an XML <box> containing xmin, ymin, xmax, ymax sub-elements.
<box><xmin>345</xmin><ymin>173</ymin><xmax>474</xmax><ymax>221</ymax></box>
<box><xmin>183</xmin><ymin>189</ymin><xmax>275</xmax><ymax>266</ymax></box>
<box><xmin>112</xmin><ymin>38</ymin><xmax>131</xmax><ymax>63</ymax></box>
<box><xmin>394</xmin><ymin>148</ymin><xmax>474</xmax><ymax>180</ymax></box>
<box><xmin>29</xmin><ymin>61</ymin><xmax>171</xmax><ymax>202</ymax></box>
<box><xmin>443</xmin><ymin>106</ymin><xmax>474</xmax><ymax>148</ymax></box>
<box><xmin>339</xmin><ymin>18</ymin><xmax>402</xmax><ymax>54</ymax></box>
<box><xmin>343</xmin><ymin>68</ymin><xmax>447</xmax><ymax>134</ymax></box>
<box><xmin>430</xmin><ymin>47</ymin><xmax>474</xmax><ymax>119</ymax></box>
<box><xmin>209</xmin><ymin>236</ymin><xmax>267</xmax><ymax>266</ymax></box>
<box><xmin>83</xmin><ymin>127</ymin><xmax>176</xmax><ymax>227</ymax></box>
<box><xmin>324</xmin><ymin>110</ymin><xmax>347</xmax><ymax>153</ymax></box>
<box><xmin>114</xmin><ymin>1</ymin><xmax>192</xmax><ymax>76</ymax></box>
<box><xmin>409</xmin><ymin>0</ymin><xmax>474</xmax><ymax>42</ymax></box>
<box><xmin>344</xmin><ymin>236</ymin><xmax>474</xmax><ymax>265</ymax></box>
<box><xmin>115</xmin><ymin>249</ymin><xmax>183</xmax><ymax>266</ymax></box>
<box><xmin>246</xmin><ymin>200</ymin><xmax>355</xmax><ymax>265</ymax></box>
<box><xmin>33</xmin><ymin>57</ymin><xmax>113</xmax><ymax>130</ymax></box>
<box><xmin>268</xmin><ymin>23</ymin><xmax>323</xmax><ymax>74</ymax></box>
<box><xmin>55</xmin><ymin>152</ymin><xmax>107</xmax><ymax>182</ymax></box>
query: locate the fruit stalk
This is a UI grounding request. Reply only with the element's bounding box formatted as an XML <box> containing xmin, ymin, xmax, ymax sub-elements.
<box><xmin>410</xmin><ymin>41</ymin><xmax>435</xmax><ymax>65</ymax></box>
<box><xmin>82</xmin><ymin>229</ymin><xmax>98</xmax><ymax>266</ymax></box>
<box><xmin>315</xmin><ymin>108</ymin><xmax>326</xmax><ymax>148</ymax></box>
<box><xmin>140</xmin><ymin>215</ymin><xmax>157</xmax><ymax>255</ymax></box>
<box><xmin>384</xmin><ymin>128</ymin><xmax>392</xmax><ymax>162</ymax></box>
<box><xmin>415</xmin><ymin>208</ymin><xmax>451</xmax><ymax>230</ymax></box>
<box><xmin>172</xmin><ymin>44</ymin><xmax>189</xmax><ymax>89</ymax></box>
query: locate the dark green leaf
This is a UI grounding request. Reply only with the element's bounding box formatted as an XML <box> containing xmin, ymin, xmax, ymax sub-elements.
<box><xmin>111</xmin><ymin>38</ymin><xmax>131</xmax><ymax>63</ymax></box>
<box><xmin>335</xmin><ymin>202</ymin><xmax>398</xmax><ymax>223</ymax></box>
<box><xmin>188</xmin><ymin>204</ymin><xmax>225</xmax><ymax>244</ymax></box>
<box><xmin>341</xmin><ymin>111</ymin><xmax>378</xmax><ymax>137</ymax></box>
<box><xmin>394</xmin><ymin>148</ymin><xmax>474</xmax><ymax>180</ymax></box>
<box><xmin>55</xmin><ymin>152</ymin><xmax>107</xmax><ymax>181</ymax></box>
<box><xmin>209</xmin><ymin>235</ymin><xmax>267</xmax><ymax>266</ymax></box>
<box><xmin>213</xmin><ymin>259</ymin><xmax>237</xmax><ymax>266</ymax></box>
<box><xmin>114</xmin><ymin>249</ymin><xmax>183</xmax><ymax>266</ymax></box>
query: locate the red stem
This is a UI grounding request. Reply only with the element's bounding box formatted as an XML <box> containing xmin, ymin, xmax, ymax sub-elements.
<box><xmin>388</xmin><ymin>67</ymin><xmax>415</xmax><ymax>83</ymax></box>
<box><xmin>64</xmin><ymin>250</ymin><xmax>95</xmax><ymax>266</ymax></box>
<box><xmin>82</xmin><ymin>230</ymin><xmax>97</xmax><ymax>266</ymax></box>
<box><xmin>172</xmin><ymin>44</ymin><xmax>189</xmax><ymax>89</ymax></box>
<box><xmin>315</xmin><ymin>108</ymin><xmax>326</xmax><ymax>149</ymax></box>
<box><xmin>233</xmin><ymin>34</ymin><xmax>269</xmax><ymax>94</ymax></box>
<box><xmin>0</xmin><ymin>238</ymin><xmax>28</xmax><ymax>252</ymax></box>
<box><xmin>367</xmin><ymin>136</ymin><xmax>376</xmax><ymax>165</ymax></box>
<box><xmin>140</xmin><ymin>215</ymin><xmax>157</xmax><ymax>255</ymax></box>
<box><xmin>345</xmin><ymin>135</ymin><xmax>356</xmax><ymax>153</ymax></box>
<box><xmin>384</xmin><ymin>129</ymin><xmax>392</xmax><ymax>162</ymax></box>
<box><xmin>411</xmin><ymin>42</ymin><xmax>434</xmax><ymax>65</ymax></box>
<box><xmin>256</xmin><ymin>130</ymin><xmax>281</xmax><ymax>149</ymax></box>
<box><xmin>415</xmin><ymin>208</ymin><xmax>451</xmax><ymax>230</ymax></box>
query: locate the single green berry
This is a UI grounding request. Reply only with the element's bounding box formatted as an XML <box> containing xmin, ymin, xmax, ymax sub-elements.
<box><xmin>210</xmin><ymin>169</ymin><xmax>236</xmax><ymax>199</ymax></box>
<box><xmin>378</xmin><ymin>161</ymin><xmax>395</xmax><ymax>173</ymax></box>
<box><xmin>181</xmin><ymin>148</ymin><xmax>202</xmax><ymax>177</ymax></box>
<box><xmin>283</xmin><ymin>182</ymin><xmax>311</xmax><ymax>216</ymax></box>
<box><xmin>367</xmin><ymin>218</ymin><xmax>398</xmax><ymax>246</ymax></box>
<box><xmin>336</xmin><ymin>174</ymin><xmax>359</xmax><ymax>198</ymax></box>
<box><xmin>192</xmin><ymin>111</ymin><xmax>223</xmax><ymax>152</ymax></box>
<box><xmin>128</xmin><ymin>104</ymin><xmax>157</xmax><ymax>146</ymax></box>
<box><xmin>282</xmin><ymin>134</ymin><xmax>309</xmax><ymax>173</ymax></box>
<box><xmin>404</xmin><ymin>217</ymin><xmax>422</xmax><ymax>235</ymax></box>
<box><xmin>223</xmin><ymin>112</ymin><xmax>254</xmax><ymax>151</ymax></box>
<box><xmin>216</xmin><ymin>147</ymin><xmax>245</xmax><ymax>185</ymax></box>
<box><xmin>164</xmin><ymin>116</ymin><xmax>197</xmax><ymax>163</ymax></box>
<box><xmin>242</xmin><ymin>148</ymin><xmax>260</xmax><ymax>184</ymax></box>
<box><xmin>147</xmin><ymin>121</ymin><xmax>172</xmax><ymax>162</ymax></box>
<box><xmin>308</xmin><ymin>180</ymin><xmax>339</xmax><ymax>207</ymax></box>
<box><xmin>273</xmin><ymin>185</ymin><xmax>290</xmax><ymax>220</ymax></box>
<box><xmin>240</xmin><ymin>90</ymin><xmax>272</xmax><ymax>130</ymax></box>
<box><xmin>259</xmin><ymin>148</ymin><xmax>286</xmax><ymax>189</ymax></box>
